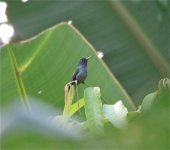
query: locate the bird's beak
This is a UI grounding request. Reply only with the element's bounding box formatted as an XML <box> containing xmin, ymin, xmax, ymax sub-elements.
<box><xmin>86</xmin><ymin>55</ymin><xmax>93</xmax><ymax>60</ymax></box>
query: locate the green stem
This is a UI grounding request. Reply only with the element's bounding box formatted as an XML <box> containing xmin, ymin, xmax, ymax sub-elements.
<box><xmin>7</xmin><ymin>45</ymin><xmax>31</xmax><ymax>112</ymax></box>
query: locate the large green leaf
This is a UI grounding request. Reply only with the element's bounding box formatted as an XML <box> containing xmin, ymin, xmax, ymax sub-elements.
<box><xmin>4</xmin><ymin>0</ymin><xmax>169</xmax><ymax>103</ymax></box>
<box><xmin>1</xmin><ymin>23</ymin><xmax>135</xmax><ymax>111</ymax></box>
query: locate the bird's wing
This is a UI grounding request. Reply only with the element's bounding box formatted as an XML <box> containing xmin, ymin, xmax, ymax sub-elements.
<box><xmin>72</xmin><ymin>68</ymin><xmax>79</xmax><ymax>81</ymax></box>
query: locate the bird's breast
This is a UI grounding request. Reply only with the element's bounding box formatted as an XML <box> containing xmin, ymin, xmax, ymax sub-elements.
<box><xmin>76</xmin><ymin>69</ymin><xmax>87</xmax><ymax>82</ymax></box>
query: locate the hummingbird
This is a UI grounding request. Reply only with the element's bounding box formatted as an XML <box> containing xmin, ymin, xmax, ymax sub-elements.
<box><xmin>71</xmin><ymin>56</ymin><xmax>92</xmax><ymax>85</ymax></box>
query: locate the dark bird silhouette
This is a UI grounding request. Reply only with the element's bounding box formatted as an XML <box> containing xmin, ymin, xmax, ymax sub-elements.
<box><xmin>71</xmin><ymin>56</ymin><xmax>92</xmax><ymax>85</ymax></box>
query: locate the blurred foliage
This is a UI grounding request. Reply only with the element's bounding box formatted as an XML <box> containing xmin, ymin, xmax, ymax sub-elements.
<box><xmin>1</xmin><ymin>78</ymin><xmax>169</xmax><ymax>149</ymax></box>
<box><xmin>84</xmin><ymin>87</ymin><xmax>104</xmax><ymax>135</ymax></box>
<box><xmin>104</xmin><ymin>100</ymin><xmax>128</xmax><ymax>129</ymax></box>
<box><xmin>4</xmin><ymin>0</ymin><xmax>170</xmax><ymax>103</ymax></box>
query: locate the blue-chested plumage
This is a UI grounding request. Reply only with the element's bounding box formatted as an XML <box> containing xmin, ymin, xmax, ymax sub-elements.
<box><xmin>71</xmin><ymin>56</ymin><xmax>92</xmax><ymax>85</ymax></box>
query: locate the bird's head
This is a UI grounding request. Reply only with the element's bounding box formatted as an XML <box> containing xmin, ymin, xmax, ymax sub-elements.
<box><xmin>78</xmin><ymin>56</ymin><xmax>92</xmax><ymax>66</ymax></box>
